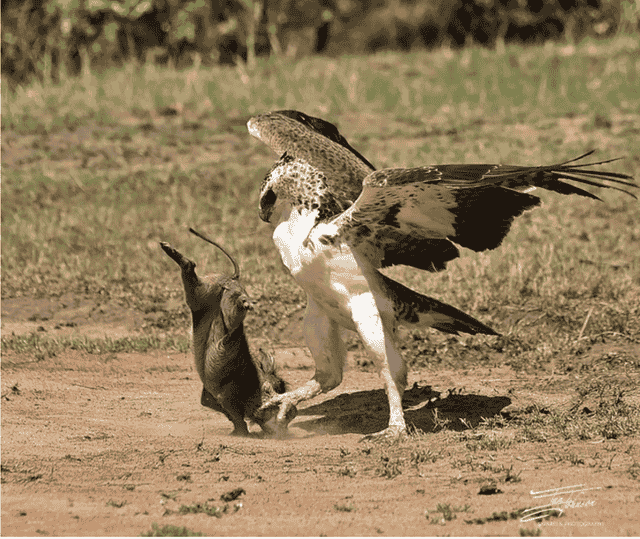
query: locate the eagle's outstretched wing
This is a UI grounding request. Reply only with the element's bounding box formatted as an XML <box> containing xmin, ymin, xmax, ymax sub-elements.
<box><xmin>249</xmin><ymin>110</ymin><xmax>637</xmax><ymax>273</ymax></box>
<box><xmin>329</xmin><ymin>154</ymin><xmax>637</xmax><ymax>270</ymax></box>
<box><xmin>248</xmin><ymin>110</ymin><xmax>462</xmax><ymax>271</ymax></box>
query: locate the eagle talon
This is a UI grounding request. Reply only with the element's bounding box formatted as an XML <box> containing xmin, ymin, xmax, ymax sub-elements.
<box><xmin>318</xmin><ymin>234</ymin><xmax>336</xmax><ymax>246</ymax></box>
<box><xmin>259</xmin><ymin>394</ymin><xmax>283</xmax><ymax>411</ymax></box>
<box><xmin>258</xmin><ymin>396</ymin><xmax>298</xmax><ymax>437</ymax></box>
<box><xmin>360</xmin><ymin>426</ymin><xmax>408</xmax><ymax>443</ymax></box>
<box><xmin>302</xmin><ymin>236</ymin><xmax>315</xmax><ymax>251</ymax></box>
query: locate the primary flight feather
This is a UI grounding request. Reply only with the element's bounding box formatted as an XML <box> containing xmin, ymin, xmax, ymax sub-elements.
<box><xmin>248</xmin><ymin>110</ymin><xmax>636</xmax><ymax>439</ymax></box>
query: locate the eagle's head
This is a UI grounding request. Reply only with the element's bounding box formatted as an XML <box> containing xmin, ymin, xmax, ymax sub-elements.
<box><xmin>258</xmin><ymin>152</ymin><xmax>332</xmax><ymax>224</ymax></box>
<box><xmin>258</xmin><ymin>151</ymin><xmax>359</xmax><ymax>226</ymax></box>
<box><xmin>258</xmin><ymin>153</ymin><xmax>294</xmax><ymax>224</ymax></box>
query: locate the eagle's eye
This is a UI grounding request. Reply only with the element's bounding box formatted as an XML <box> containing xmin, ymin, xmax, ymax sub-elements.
<box><xmin>259</xmin><ymin>188</ymin><xmax>277</xmax><ymax>222</ymax></box>
<box><xmin>261</xmin><ymin>188</ymin><xmax>277</xmax><ymax>208</ymax></box>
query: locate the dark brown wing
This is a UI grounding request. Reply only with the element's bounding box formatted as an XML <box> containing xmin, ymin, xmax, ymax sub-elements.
<box><xmin>334</xmin><ymin>152</ymin><xmax>636</xmax><ymax>271</ymax></box>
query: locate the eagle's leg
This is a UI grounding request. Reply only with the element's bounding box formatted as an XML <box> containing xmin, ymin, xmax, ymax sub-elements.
<box><xmin>260</xmin><ymin>295</ymin><xmax>346</xmax><ymax>429</ymax></box>
<box><xmin>349</xmin><ymin>293</ymin><xmax>408</xmax><ymax>441</ymax></box>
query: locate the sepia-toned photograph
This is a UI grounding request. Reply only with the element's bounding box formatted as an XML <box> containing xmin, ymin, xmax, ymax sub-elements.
<box><xmin>2</xmin><ymin>0</ymin><xmax>639</xmax><ymax>535</ymax></box>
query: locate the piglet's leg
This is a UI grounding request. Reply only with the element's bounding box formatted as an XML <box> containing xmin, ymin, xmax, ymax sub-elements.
<box><xmin>201</xmin><ymin>387</ymin><xmax>249</xmax><ymax>436</ymax></box>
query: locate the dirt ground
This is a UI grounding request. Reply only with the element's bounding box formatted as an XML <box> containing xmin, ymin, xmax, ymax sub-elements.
<box><xmin>2</xmin><ymin>295</ymin><xmax>639</xmax><ymax>537</ymax></box>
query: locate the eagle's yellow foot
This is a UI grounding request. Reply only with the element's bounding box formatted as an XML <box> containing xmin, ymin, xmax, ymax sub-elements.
<box><xmin>360</xmin><ymin>425</ymin><xmax>408</xmax><ymax>443</ymax></box>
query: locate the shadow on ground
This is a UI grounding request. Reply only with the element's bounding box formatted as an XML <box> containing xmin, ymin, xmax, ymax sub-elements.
<box><xmin>294</xmin><ymin>383</ymin><xmax>511</xmax><ymax>436</ymax></box>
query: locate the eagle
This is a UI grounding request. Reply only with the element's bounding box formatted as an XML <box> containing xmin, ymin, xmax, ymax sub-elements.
<box><xmin>247</xmin><ymin>110</ymin><xmax>636</xmax><ymax>439</ymax></box>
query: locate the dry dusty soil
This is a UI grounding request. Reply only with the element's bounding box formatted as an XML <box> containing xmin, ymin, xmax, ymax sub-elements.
<box><xmin>2</xmin><ymin>297</ymin><xmax>640</xmax><ymax>537</ymax></box>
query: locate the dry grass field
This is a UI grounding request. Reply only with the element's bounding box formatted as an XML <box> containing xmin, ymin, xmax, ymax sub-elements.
<box><xmin>2</xmin><ymin>36</ymin><xmax>640</xmax><ymax>536</ymax></box>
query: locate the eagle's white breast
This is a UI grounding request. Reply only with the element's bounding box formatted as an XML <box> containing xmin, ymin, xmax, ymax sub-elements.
<box><xmin>271</xmin><ymin>205</ymin><xmax>372</xmax><ymax>331</ymax></box>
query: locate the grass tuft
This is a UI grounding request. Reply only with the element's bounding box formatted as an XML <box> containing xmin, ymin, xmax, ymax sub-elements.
<box><xmin>2</xmin><ymin>36</ymin><xmax>638</xmax><ymax>362</ymax></box>
<box><xmin>427</xmin><ymin>503</ymin><xmax>471</xmax><ymax>525</ymax></box>
<box><xmin>1</xmin><ymin>333</ymin><xmax>190</xmax><ymax>365</ymax></box>
<box><xmin>141</xmin><ymin>523</ymin><xmax>203</xmax><ymax>537</ymax></box>
<box><xmin>519</xmin><ymin>527</ymin><xmax>542</xmax><ymax>536</ymax></box>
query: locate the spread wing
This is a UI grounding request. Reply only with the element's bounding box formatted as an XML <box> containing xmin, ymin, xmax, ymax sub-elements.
<box><xmin>248</xmin><ymin>110</ymin><xmax>476</xmax><ymax>270</ymax></box>
<box><xmin>248</xmin><ymin>110</ymin><xmax>636</xmax><ymax>273</ymax></box>
<box><xmin>332</xmin><ymin>154</ymin><xmax>636</xmax><ymax>271</ymax></box>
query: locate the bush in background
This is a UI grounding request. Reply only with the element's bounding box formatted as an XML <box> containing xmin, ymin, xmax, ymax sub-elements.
<box><xmin>2</xmin><ymin>0</ymin><xmax>638</xmax><ymax>86</ymax></box>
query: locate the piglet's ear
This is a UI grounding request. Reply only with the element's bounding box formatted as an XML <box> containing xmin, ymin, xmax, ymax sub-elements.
<box><xmin>221</xmin><ymin>288</ymin><xmax>251</xmax><ymax>334</ymax></box>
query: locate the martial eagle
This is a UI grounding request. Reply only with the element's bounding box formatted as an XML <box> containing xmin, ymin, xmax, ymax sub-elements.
<box><xmin>248</xmin><ymin>110</ymin><xmax>636</xmax><ymax>439</ymax></box>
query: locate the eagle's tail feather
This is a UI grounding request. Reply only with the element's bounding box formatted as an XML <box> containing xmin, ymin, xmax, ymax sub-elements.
<box><xmin>380</xmin><ymin>273</ymin><xmax>498</xmax><ymax>336</ymax></box>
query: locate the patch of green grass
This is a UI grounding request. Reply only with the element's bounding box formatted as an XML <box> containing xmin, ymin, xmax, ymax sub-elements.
<box><xmin>141</xmin><ymin>523</ymin><xmax>203</xmax><ymax>537</ymax></box>
<box><xmin>451</xmin><ymin>454</ymin><xmax>475</xmax><ymax>470</ymax></box>
<box><xmin>2</xmin><ymin>36</ymin><xmax>638</xmax><ymax>356</ymax></box>
<box><xmin>519</xmin><ymin>527</ymin><xmax>542</xmax><ymax>536</ymax></box>
<box><xmin>106</xmin><ymin>499</ymin><xmax>127</xmax><ymax>508</ymax></box>
<box><xmin>471</xmin><ymin>461</ymin><xmax>522</xmax><ymax>483</ymax></box>
<box><xmin>170</xmin><ymin>502</ymin><xmax>240</xmax><ymax>518</ymax></box>
<box><xmin>334</xmin><ymin>503</ymin><xmax>356</xmax><ymax>512</ymax></box>
<box><xmin>4</xmin><ymin>37</ymin><xmax>639</xmax><ymax>135</ymax></box>
<box><xmin>466</xmin><ymin>433</ymin><xmax>513</xmax><ymax>452</ymax></box>
<box><xmin>464</xmin><ymin>508</ymin><xmax>524</xmax><ymax>525</ymax></box>
<box><xmin>337</xmin><ymin>466</ymin><xmax>357</xmax><ymax>478</ymax></box>
<box><xmin>466</xmin><ymin>507</ymin><xmax>562</xmax><ymax>525</ymax></box>
<box><xmin>504</xmin><ymin>464</ymin><xmax>522</xmax><ymax>483</ymax></box>
<box><xmin>456</xmin><ymin>378</ymin><xmax>640</xmax><ymax>448</ymax></box>
<box><xmin>176</xmin><ymin>503</ymin><xmax>223</xmax><ymax>517</ymax></box>
<box><xmin>376</xmin><ymin>456</ymin><xmax>403</xmax><ymax>479</ymax></box>
<box><xmin>410</xmin><ymin>448</ymin><xmax>440</xmax><ymax>466</ymax></box>
<box><xmin>1</xmin><ymin>333</ymin><xmax>190</xmax><ymax>365</ymax></box>
<box><xmin>568</xmin><ymin>453</ymin><xmax>586</xmax><ymax>465</ymax></box>
<box><xmin>511</xmin><ymin>380</ymin><xmax>640</xmax><ymax>442</ymax></box>
<box><xmin>427</xmin><ymin>503</ymin><xmax>471</xmax><ymax>525</ymax></box>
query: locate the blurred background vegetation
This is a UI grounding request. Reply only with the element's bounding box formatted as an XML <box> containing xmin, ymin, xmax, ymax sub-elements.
<box><xmin>3</xmin><ymin>0</ymin><xmax>639</xmax><ymax>86</ymax></box>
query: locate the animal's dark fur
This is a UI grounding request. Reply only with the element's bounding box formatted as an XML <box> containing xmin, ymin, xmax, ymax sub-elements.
<box><xmin>160</xmin><ymin>231</ymin><xmax>292</xmax><ymax>436</ymax></box>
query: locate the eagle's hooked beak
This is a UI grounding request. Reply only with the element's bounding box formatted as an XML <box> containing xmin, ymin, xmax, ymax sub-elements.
<box><xmin>259</xmin><ymin>188</ymin><xmax>277</xmax><ymax>223</ymax></box>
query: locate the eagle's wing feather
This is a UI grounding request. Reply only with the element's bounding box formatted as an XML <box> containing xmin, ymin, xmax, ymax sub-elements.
<box><xmin>332</xmin><ymin>155</ymin><xmax>636</xmax><ymax>270</ymax></box>
<box><xmin>248</xmin><ymin>111</ymin><xmax>471</xmax><ymax>272</ymax></box>
<box><xmin>248</xmin><ymin>111</ymin><xmax>636</xmax><ymax>272</ymax></box>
